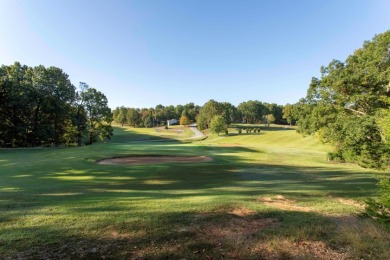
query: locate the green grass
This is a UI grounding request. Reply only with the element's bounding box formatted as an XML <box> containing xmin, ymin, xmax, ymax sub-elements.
<box><xmin>1</xmin><ymin>125</ymin><xmax>389</xmax><ymax>259</ymax></box>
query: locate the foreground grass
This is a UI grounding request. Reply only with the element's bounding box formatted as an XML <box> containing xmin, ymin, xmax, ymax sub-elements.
<box><xmin>1</xmin><ymin>125</ymin><xmax>389</xmax><ymax>259</ymax></box>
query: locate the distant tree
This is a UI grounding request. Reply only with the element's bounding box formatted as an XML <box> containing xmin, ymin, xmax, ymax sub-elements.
<box><xmin>222</xmin><ymin>102</ymin><xmax>239</xmax><ymax>125</ymax></box>
<box><xmin>210</xmin><ymin>115</ymin><xmax>226</xmax><ymax>136</ymax></box>
<box><xmin>180</xmin><ymin>115</ymin><xmax>191</xmax><ymax>126</ymax></box>
<box><xmin>112</xmin><ymin>107</ymin><xmax>120</xmax><ymax>123</ymax></box>
<box><xmin>184</xmin><ymin>102</ymin><xmax>200</xmax><ymax>122</ymax></box>
<box><xmin>140</xmin><ymin>109</ymin><xmax>152</xmax><ymax>128</ymax></box>
<box><xmin>264</xmin><ymin>114</ymin><xmax>275</xmax><ymax>126</ymax></box>
<box><xmin>196</xmin><ymin>113</ymin><xmax>208</xmax><ymax>130</ymax></box>
<box><xmin>175</xmin><ymin>105</ymin><xmax>184</xmax><ymax>119</ymax></box>
<box><xmin>237</xmin><ymin>100</ymin><xmax>266</xmax><ymax>124</ymax></box>
<box><xmin>126</xmin><ymin>108</ymin><xmax>141</xmax><ymax>127</ymax></box>
<box><xmin>282</xmin><ymin>103</ymin><xmax>296</xmax><ymax>125</ymax></box>
<box><xmin>165</xmin><ymin>105</ymin><xmax>176</xmax><ymax>119</ymax></box>
<box><xmin>197</xmin><ymin>99</ymin><xmax>226</xmax><ymax>129</ymax></box>
<box><xmin>264</xmin><ymin>103</ymin><xmax>284</xmax><ymax>124</ymax></box>
<box><xmin>81</xmin><ymin>87</ymin><xmax>113</xmax><ymax>144</ymax></box>
<box><xmin>117</xmin><ymin>106</ymin><xmax>127</xmax><ymax>126</ymax></box>
<box><xmin>155</xmin><ymin>104</ymin><xmax>165</xmax><ymax>124</ymax></box>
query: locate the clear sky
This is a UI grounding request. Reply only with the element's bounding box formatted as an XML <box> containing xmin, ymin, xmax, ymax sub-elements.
<box><xmin>1</xmin><ymin>1</ymin><xmax>389</xmax><ymax>109</ymax></box>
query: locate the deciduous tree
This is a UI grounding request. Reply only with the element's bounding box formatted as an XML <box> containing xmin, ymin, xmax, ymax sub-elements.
<box><xmin>210</xmin><ymin>115</ymin><xmax>226</xmax><ymax>136</ymax></box>
<box><xmin>180</xmin><ymin>115</ymin><xmax>191</xmax><ymax>126</ymax></box>
<box><xmin>296</xmin><ymin>30</ymin><xmax>390</xmax><ymax>169</ymax></box>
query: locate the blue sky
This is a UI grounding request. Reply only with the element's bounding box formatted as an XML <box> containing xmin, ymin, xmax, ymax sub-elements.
<box><xmin>1</xmin><ymin>1</ymin><xmax>389</xmax><ymax>109</ymax></box>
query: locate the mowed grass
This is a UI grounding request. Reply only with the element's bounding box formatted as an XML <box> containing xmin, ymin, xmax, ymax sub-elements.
<box><xmin>1</xmin><ymin>125</ymin><xmax>389</xmax><ymax>259</ymax></box>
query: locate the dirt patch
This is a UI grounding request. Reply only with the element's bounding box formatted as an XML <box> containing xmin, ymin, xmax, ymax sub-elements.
<box><xmin>97</xmin><ymin>155</ymin><xmax>212</xmax><ymax>165</ymax></box>
<box><xmin>334</xmin><ymin>197</ymin><xmax>365</xmax><ymax>209</ymax></box>
<box><xmin>229</xmin><ymin>206</ymin><xmax>257</xmax><ymax>217</ymax></box>
<box><xmin>192</xmin><ymin>207</ymin><xmax>279</xmax><ymax>237</ymax></box>
<box><xmin>253</xmin><ymin>239</ymin><xmax>350</xmax><ymax>259</ymax></box>
<box><xmin>257</xmin><ymin>195</ymin><xmax>313</xmax><ymax>212</ymax></box>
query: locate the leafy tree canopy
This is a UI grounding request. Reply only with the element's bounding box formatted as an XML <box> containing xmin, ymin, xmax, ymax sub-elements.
<box><xmin>0</xmin><ymin>62</ymin><xmax>112</xmax><ymax>147</ymax></box>
<box><xmin>210</xmin><ymin>115</ymin><xmax>226</xmax><ymax>136</ymax></box>
<box><xmin>296</xmin><ymin>30</ymin><xmax>390</xmax><ymax>169</ymax></box>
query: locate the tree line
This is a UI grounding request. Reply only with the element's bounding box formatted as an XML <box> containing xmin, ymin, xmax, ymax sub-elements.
<box><xmin>0</xmin><ymin>62</ymin><xmax>113</xmax><ymax>147</ymax></box>
<box><xmin>112</xmin><ymin>100</ymin><xmax>285</xmax><ymax>129</ymax></box>
<box><xmin>113</xmin><ymin>103</ymin><xmax>201</xmax><ymax>128</ymax></box>
<box><xmin>283</xmin><ymin>30</ymin><xmax>390</xmax><ymax>170</ymax></box>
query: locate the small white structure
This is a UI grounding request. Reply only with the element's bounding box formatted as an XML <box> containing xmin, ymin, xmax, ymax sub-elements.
<box><xmin>167</xmin><ymin>119</ymin><xmax>179</xmax><ymax>126</ymax></box>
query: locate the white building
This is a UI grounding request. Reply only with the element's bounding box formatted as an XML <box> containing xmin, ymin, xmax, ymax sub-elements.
<box><xmin>167</xmin><ymin>119</ymin><xmax>179</xmax><ymax>126</ymax></box>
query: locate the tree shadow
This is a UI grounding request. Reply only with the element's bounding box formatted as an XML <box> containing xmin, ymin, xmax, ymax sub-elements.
<box><xmin>262</xmin><ymin>125</ymin><xmax>295</xmax><ymax>131</ymax></box>
<box><xmin>0</xmin><ymin>137</ymin><xmax>383</xmax><ymax>258</ymax></box>
<box><xmin>4</xmin><ymin>208</ymin><xmax>386</xmax><ymax>259</ymax></box>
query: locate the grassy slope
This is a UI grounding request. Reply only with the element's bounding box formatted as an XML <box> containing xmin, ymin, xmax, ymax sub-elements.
<box><xmin>0</xmin><ymin>125</ymin><xmax>389</xmax><ymax>259</ymax></box>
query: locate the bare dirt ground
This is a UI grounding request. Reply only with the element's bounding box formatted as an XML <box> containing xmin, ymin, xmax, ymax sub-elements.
<box><xmin>97</xmin><ymin>155</ymin><xmax>212</xmax><ymax>165</ymax></box>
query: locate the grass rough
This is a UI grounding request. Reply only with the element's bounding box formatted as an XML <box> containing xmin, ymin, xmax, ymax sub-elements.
<box><xmin>0</xmin><ymin>125</ymin><xmax>389</xmax><ymax>259</ymax></box>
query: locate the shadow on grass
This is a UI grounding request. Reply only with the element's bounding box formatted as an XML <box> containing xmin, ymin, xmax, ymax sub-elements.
<box><xmin>0</xmin><ymin>136</ymin><xmax>383</xmax><ymax>258</ymax></box>
<box><xmin>261</xmin><ymin>126</ymin><xmax>295</xmax><ymax>131</ymax></box>
<box><xmin>4</xmin><ymin>208</ymin><xmax>388</xmax><ymax>259</ymax></box>
<box><xmin>1</xmin><ymin>153</ymin><xmax>376</xmax><ymax>213</ymax></box>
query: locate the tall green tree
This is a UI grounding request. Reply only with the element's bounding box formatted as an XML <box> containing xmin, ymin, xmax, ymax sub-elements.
<box><xmin>0</xmin><ymin>63</ymin><xmax>31</xmax><ymax>146</ymax></box>
<box><xmin>197</xmin><ymin>99</ymin><xmax>225</xmax><ymax>130</ymax></box>
<box><xmin>80</xmin><ymin>87</ymin><xmax>113</xmax><ymax>145</ymax></box>
<box><xmin>237</xmin><ymin>100</ymin><xmax>266</xmax><ymax>124</ymax></box>
<box><xmin>264</xmin><ymin>114</ymin><xmax>275</xmax><ymax>127</ymax></box>
<box><xmin>210</xmin><ymin>115</ymin><xmax>226</xmax><ymax>136</ymax></box>
<box><xmin>282</xmin><ymin>103</ymin><xmax>296</xmax><ymax>125</ymax></box>
<box><xmin>0</xmin><ymin>63</ymin><xmax>76</xmax><ymax>147</ymax></box>
<box><xmin>116</xmin><ymin>106</ymin><xmax>127</xmax><ymax>126</ymax></box>
<box><xmin>180</xmin><ymin>115</ymin><xmax>191</xmax><ymax>126</ymax></box>
<box><xmin>222</xmin><ymin>102</ymin><xmax>240</xmax><ymax>125</ymax></box>
<box><xmin>297</xmin><ymin>30</ymin><xmax>390</xmax><ymax>169</ymax></box>
<box><xmin>126</xmin><ymin>108</ymin><xmax>141</xmax><ymax>127</ymax></box>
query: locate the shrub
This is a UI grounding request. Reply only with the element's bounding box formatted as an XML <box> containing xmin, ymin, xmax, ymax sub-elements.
<box><xmin>327</xmin><ymin>151</ymin><xmax>344</xmax><ymax>163</ymax></box>
<box><xmin>365</xmin><ymin>178</ymin><xmax>390</xmax><ymax>229</ymax></box>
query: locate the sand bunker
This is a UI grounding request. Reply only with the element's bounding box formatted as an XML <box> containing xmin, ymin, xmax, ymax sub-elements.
<box><xmin>97</xmin><ymin>155</ymin><xmax>212</xmax><ymax>165</ymax></box>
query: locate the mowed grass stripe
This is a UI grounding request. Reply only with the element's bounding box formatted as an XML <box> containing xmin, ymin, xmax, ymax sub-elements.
<box><xmin>0</xmin><ymin>125</ymin><xmax>388</xmax><ymax>259</ymax></box>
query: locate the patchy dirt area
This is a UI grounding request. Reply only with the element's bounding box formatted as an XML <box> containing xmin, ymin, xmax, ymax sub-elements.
<box><xmin>332</xmin><ymin>196</ymin><xmax>365</xmax><ymax>209</ymax></box>
<box><xmin>252</xmin><ymin>239</ymin><xmax>350</xmax><ymax>259</ymax></box>
<box><xmin>8</xmin><ymin>205</ymin><xmax>390</xmax><ymax>259</ymax></box>
<box><xmin>97</xmin><ymin>155</ymin><xmax>212</xmax><ymax>165</ymax></box>
<box><xmin>257</xmin><ymin>195</ymin><xmax>313</xmax><ymax>212</ymax></box>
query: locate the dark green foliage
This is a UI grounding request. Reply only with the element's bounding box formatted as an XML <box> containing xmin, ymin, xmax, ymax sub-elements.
<box><xmin>113</xmin><ymin>100</ymin><xmax>284</xmax><ymax>132</ymax></box>
<box><xmin>295</xmin><ymin>30</ymin><xmax>390</xmax><ymax>170</ymax></box>
<box><xmin>237</xmin><ymin>100</ymin><xmax>266</xmax><ymax>124</ymax></box>
<box><xmin>126</xmin><ymin>108</ymin><xmax>142</xmax><ymax>127</ymax></box>
<box><xmin>113</xmin><ymin>103</ymin><xmax>201</xmax><ymax>128</ymax></box>
<box><xmin>81</xmin><ymin>88</ymin><xmax>113</xmax><ymax>145</ymax></box>
<box><xmin>365</xmin><ymin>178</ymin><xmax>390</xmax><ymax>228</ymax></box>
<box><xmin>282</xmin><ymin>103</ymin><xmax>297</xmax><ymax>125</ymax></box>
<box><xmin>0</xmin><ymin>62</ymin><xmax>112</xmax><ymax>147</ymax></box>
<box><xmin>197</xmin><ymin>99</ymin><xmax>226</xmax><ymax>130</ymax></box>
<box><xmin>210</xmin><ymin>115</ymin><xmax>226</xmax><ymax>136</ymax></box>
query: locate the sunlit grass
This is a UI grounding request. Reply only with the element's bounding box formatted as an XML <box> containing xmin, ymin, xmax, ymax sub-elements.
<box><xmin>0</xmin><ymin>125</ymin><xmax>388</xmax><ymax>258</ymax></box>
